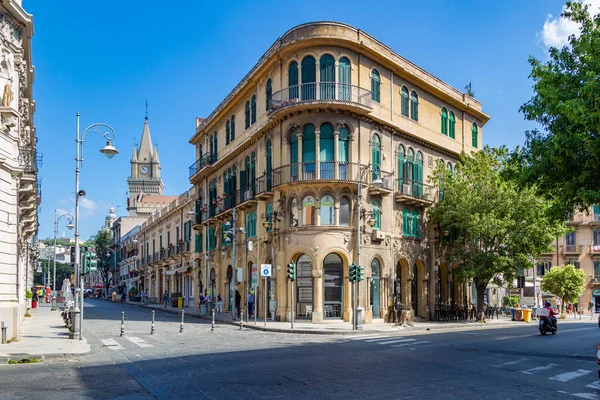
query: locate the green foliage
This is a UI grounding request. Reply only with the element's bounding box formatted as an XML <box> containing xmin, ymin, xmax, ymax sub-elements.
<box><xmin>93</xmin><ymin>229</ymin><xmax>113</xmax><ymax>290</ymax></box>
<box><xmin>517</xmin><ymin>1</ymin><xmax>600</xmax><ymax>218</ymax></box>
<box><xmin>128</xmin><ymin>287</ymin><xmax>138</xmax><ymax>296</ymax></box>
<box><xmin>34</xmin><ymin>259</ymin><xmax>73</xmax><ymax>286</ymax></box>
<box><xmin>25</xmin><ymin>290</ymin><xmax>33</xmax><ymax>299</ymax></box>
<box><xmin>427</xmin><ymin>147</ymin><xmax>565</xmax><ymax>321</ymax></box>
<box><xmin>541</xmin><ymin>264</ymin><xmax>586</xmax><ymax>306</ymax></box>
<box><xmin>502</xmin><ymin>296</ymin><xmax>520</xmax><ymax>307</ymax></box>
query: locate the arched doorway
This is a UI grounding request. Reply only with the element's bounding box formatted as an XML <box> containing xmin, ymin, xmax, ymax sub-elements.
<box><xmin>296</xmin><ymin>254</ymin><xmax>313</xmax><ymax>319</ymax></box>
<box><xmin>370</xmin><ymin>258</ymin><xmax>381</xmax><ymax>318</ymax></box>
<box><xmin>323</xmin><ymin>253</ymin><xmax>343</xmax><ymax>319</ymax></box>
<box><xmin>396</xmin><ymin>259</ymin><xmax>409</xmax><ymax>306</ymax></box>
<box><xmin>411</xmin><ymin>263</ymin><xmax>418</xmax><ymax>316</ymax></box>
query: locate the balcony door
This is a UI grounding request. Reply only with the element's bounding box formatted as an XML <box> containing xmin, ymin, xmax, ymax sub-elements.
<box><xmin>338</xmin><ymin>57</ymin><xmax>351</xmax><ymax>101</ymax></box>
<box><xmin>319</xmin><ymin>123</ymin><xmax>334</xmax><ymax>179</ymax></box>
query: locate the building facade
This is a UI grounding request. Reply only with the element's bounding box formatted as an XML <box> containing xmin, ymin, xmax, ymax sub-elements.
<box><xmin>187</xmin><ymin>22</ymin><xmax>489</xmax><ymax>323</ymax></box>
<box><xmin>0</xmin><ymin>0</ymin><xmax>37</xmax><ymax>340</ymax></box>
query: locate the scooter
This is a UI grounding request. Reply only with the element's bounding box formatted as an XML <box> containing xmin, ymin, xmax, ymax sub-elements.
<box><xmin>539</xmin><ymin>315</ymin><xmax>557</xmax><ymax>335</ymax></box>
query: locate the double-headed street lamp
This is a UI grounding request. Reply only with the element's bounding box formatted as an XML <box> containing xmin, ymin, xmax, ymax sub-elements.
<box><xmin>51</xmin><ymin>210</ymin><xmax>74</xmax><ymax>311</ymax></box>
<box><xmin>73</xmin><ymin>112</ymin><xmax>118</xmax><ymax>340</ymax></box>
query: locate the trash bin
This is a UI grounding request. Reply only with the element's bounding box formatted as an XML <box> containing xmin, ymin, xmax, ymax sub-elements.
<box><xmin>178</xmin><ymin>297</ymin><xmax>183</xmax><ymax>308</ymax></box>
<box><xmin>514</xmin><ymin>308</ymin><xmax>523</xmax><ymax>322</ymax></box>
<box><xmin>510</xmin><ymin>307</ymin><xmax>516</xmax><ymax>321</ymax></box>
<box><xmin>522</xmin><ymin>308</ymin><xmax>532</xmax><ymax>323</ymax></box>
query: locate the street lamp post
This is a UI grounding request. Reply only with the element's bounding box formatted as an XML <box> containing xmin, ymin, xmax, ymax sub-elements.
<box><xmin>263</xmin><ymin>211</ymin><xmax>279</xmax><ymax>324</ymax></box>
<box><xmin>356</xmin><ymin>160</ymin><xmax>382</xmax><ymax>330</ymax></box>
<box><xmin>73</xmin><ymin>112</ymin><xmax>118</xmax><ymax>340</ymax></box>
<box><xmin>52</xmin><ymin>210</ymin><xmax>74</xmax><ymax>311</ymax></box>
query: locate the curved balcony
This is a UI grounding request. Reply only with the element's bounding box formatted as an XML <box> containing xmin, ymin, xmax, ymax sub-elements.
<box><xmin>267</xmin><ymin>83</ymin><xmax>372</xmax><ymax>116</ymax></box>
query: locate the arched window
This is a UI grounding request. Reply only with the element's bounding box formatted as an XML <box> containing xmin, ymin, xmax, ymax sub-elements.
<box><xmin>290</xmin><ymin>128</ymin><xmax>299</xmax><ymax>180</ymax></box>
<box><xmin>266</xmin><ymin>140</ymin><xmax>272</xmax><ymax>191</ymax></box>
<box><xmin>251</xmin><ymin>212</ymin><xmax>257</xmax><ymax>237</ymax></box>
<box><xmin>251</xmin><ymin>95</ymin><xmax>257</xmax><ymax>124</ymax></box>
<box><xmin>230</xmin><ymin>115</ymin><xmax>235</xmax><ymax>141</ymax></box>
<box><xmin>371</xmin><ymin>69</ymin><xmax>380</xmax><ymax>103</ymax></box>
<box><xmin>245</xmin><ymin>100</ymin><xmax>250</xmax><ymax>129</ymax></box>
<box><xmin>372</xmin><ymin>200</ymin><xmax>381</xmax><ymax>230</ymax></box>
<box><xmin>338</xmin><ymin>57</ymin><xmax>351</xmax><ymax>101</ymax></box>
<box><xmin>371</xmin><ymin>133</ymin><xmax>381</xmax><ymax>181</ymax></box>
<box><xmin>449</xmin><ymin>111</ymin><xmax>455</xmax><ymax>139</ymax></box>
<box><xmin>410</xmin><ymin>91</ymin><xmax>419</xmax><ymax>121</ymax></box>
<box><xmin>199</xmin><ymin>144</ymin><xmax>203</xmax><ymax>158</ymax></box>
<box><xmin>441</xmin><ymin>107</ymin><xmax>448</xmax><ymax>135</ymax></box>
<box><xmin>301</xmin><ymin>56</ymin><xmax>316</xmax><ymax>101</ymax></box>
<box><xmin>472</xmin><ymin>123</ymin><xmax>478</xmax><ymax>148</ymax></box>
<box><xmin>320</xmin><ymin>195</ymin><xmax>335</xmax><ymax>225</ymax></box>
<box><xmin>412</xmin><ymin>210</ymin><xmax>420</xmax><ymax>239</ymax></box>
<box><xmin>397</xmin><ymin>144</ymin><xmax>405</xmax><ymax>190</ymax></box>
<box><xmin>266</xmin><ymin>78</ymin><xmax>272</xmax><ymax>111</ymax></box>
<box><xmin>209</xmin><ymin>134</ymin><xmax>213</xmax><ymax>158</ymax></box>
<box><xmin>303</xmin><ymin>124</ymin><xmax>316</xmax><ymax>178</ymax></box>
<box><xmin>446</xmin><ymin>162</ymin><xmax>453</xmax><ymax>172</ymax></box>
<box><xmin>338</xmin><ymin>125</ymin><xmax>349</xmax><ymax>179</ymax></box>
<box><xmin>340</xmin><ymin>196</ymin><xmax>350</xmax><ymax>226</ymax></box>
<box><xmin>402</xmin><ymin>208</ymin><xmax>411</xmax><ymax>236</ymax></box>
<box><xmin>405</xmin><ymin>148</ymin><xmax>415</xmax><ymax>188</ymax></box>
<box><xmin>242</xmin><ymin>155</ymin><xmax>250</xmax><ymax>192</ymax></box>
<box><xmin>414</xmin><ymin>151</ymin><xmax>423</xmax><ymax>197</ymax></box>
<box><xmin>213</xmin><ymin>132</ymin><xmax>218</xmax><ymax>161</ymax></box>
<box><xmin>401</xmin><ymin>86</ymin><xmax>409</xmax><ymax>117</ymax></box>
<box><xmin>290</xmin><ymin>198</ymin><xmax>298</xmax><ymax>227</ymax></box>
<box><xmin>319</xmin><ymin>54</ymin><xmax>335</xmax><ymax>100</ymax></box>
<box><xmin>266</xmin><ymin>203</ymin><xmax>273</xmax><ymax>232</ymax></box>
<box><xmin>288</xmin><ymin>61</ymin><xmax>299</xmax><ymax>99</ymax></box>
<box><xmin>320</xmin><ymin>123</ymin><xmax>334</xmax><ymax>178</ymax></box>
<box><xmin>226</xmin><ymin>120</ymin><xmax>230</xmax><ymax>145</ymax></box>
<box><xmin>303</xmin><ymin>195</ymin><xmax>316</xmax><ymax>225</ymax></box>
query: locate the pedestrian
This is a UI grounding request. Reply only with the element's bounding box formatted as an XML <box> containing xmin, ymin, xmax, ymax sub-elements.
<box><xmin>216</xmin><ymin>293</ymin><xmax>222</xmax><ymax>313</ymax></box>
<box><xmin>162</xmin><ymin>291</ymin><xmax>169</xmax><ymax>308</ymax></box>
<box><xmin>567</xmin><ymin>303</ymin><xmax>573</xmax><ymax>316</ymax></box>
<box><xmin>235</xmin><ymin>289</ymin><xmax>241</xmax><ymax>320</ymax></box>
<box><xmin>247</xmin><ymin>290</ymin><xmax>255</xmax><ymax>318</ymax></box>
<box><xmin>589</xmin><ymin>301</ymin><xmax>594</xmax><ymax>318</ymax></box>
<box><xmin>111</xmin><ymin>290</ymin><xmax>116</xmax><ymax>302</ymax></box>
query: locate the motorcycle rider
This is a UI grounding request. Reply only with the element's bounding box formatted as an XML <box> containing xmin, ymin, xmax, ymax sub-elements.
<box><xmin>544</xmin><ymin>301</ymin><xmax>557</xmax><ymax>330</ymax></box>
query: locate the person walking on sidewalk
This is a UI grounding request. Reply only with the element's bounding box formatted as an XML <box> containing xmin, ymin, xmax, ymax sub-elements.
<box><xmin>111</xmin><ymin>290</ymin><xmax>116</xmax><ymax>302</ymax></box>
<box><xmin>216</xmin><ymin>293</ymin><xmax>222</xmax><ymax>313</ymax></box>
<box><xmin>247</xmin><ymin>290</ymin><xmax>255</xmax><ymax>318</ymax></box>
<box><xmin>162</xmin><ymin>291</ymin><xmax>169</xmax><ymax>308</ymax></box>
<box><xmin>235</xmin><ymin>289</ymin><xmax>241</xmax><ymax>320</ymax></box>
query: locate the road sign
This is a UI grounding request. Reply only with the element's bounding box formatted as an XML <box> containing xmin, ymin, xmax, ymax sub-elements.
<box><xmin>260</xmin><ymin>264</ymin><xmax>272</xmax><ymax>277</ymax></box>
<box><xmin>251</xmin><ymin>264</ymin><xmax>258</xmax><ymax>289</ymax></box>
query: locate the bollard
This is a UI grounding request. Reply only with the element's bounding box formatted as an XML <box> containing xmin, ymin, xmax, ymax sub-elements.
<box><xmin>120</xmin><ymin>311</ymin><xmax>125</xmax><ymax>337</ymax></box>
<box><xmin>1</xmin><ymin>321</ymin><xmax>7</xmax><ymax>344</ymax></box>
<box><xmin>151</xmin><ymin>311</ymin><xmax>155</xmax><ymax>335</ymax></box>
<box><xmin>211</xmin><ymin>309</ymin><xmax>215</xmax><ymax>332</ymax></box>
<box><xmin>240</xmin><ymin>308</ymin><xmax>244</xmax><ymax>330</ymax></box>
<box><xmin>179</xmin><ymin>310</ymin><xmax>184</xmax><ymax>333</ymax></box>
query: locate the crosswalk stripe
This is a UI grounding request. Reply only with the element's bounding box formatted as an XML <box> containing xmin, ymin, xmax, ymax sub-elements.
<box><xmin>364</xmin><ymin>337</ymin><xmax>397</xmax><ymax>343</ymax></box>
<box><xmin>391</xmin><ymin>340</ymin><xmax>431</xmax><ymax>348</ymax></box>
<box><xmin>126</xmin><ymin>336</ymin><xmax>153</xmax><ymax>348</ymax></box>
<box><xmin>520</xmin><ymin>363</ymin><xmax>558</xmax><ymax>375</ymax></box>
<box><xmin>350</xmin><ymin>335</ymin><xmax>388</xmax><ymax>340</ymax></box>
<box><xmin>571</xmin><ymin>393</ymin><xmax>600</xmax><ymax>400</ymax></box>
<box><xmin>377</xmin><ymin>339</ymin><xmax>417</xmax><ymax>345</ymax></box>
<box><xmin>493</xmin><ymin>358</ymin><xmax>529</xmax><ymax>368</ymax></box>
<box><xmin>585</xmin><ymin>381</ymin><xmax>600</xmax><ymax>390</ymax></box>
<box><xmin>101</xmin><ymin>338</ymin><xmax>124</xmax><ymax>350</ymax></box>
<box><xmin>550</xmin><ymin>369</ymin><xmax>592</xmax><ymax>382</ymax></box>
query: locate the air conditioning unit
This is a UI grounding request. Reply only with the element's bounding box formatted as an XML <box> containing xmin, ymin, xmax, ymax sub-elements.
<box><xmin>244</xmin><ymin>190</ymin><xmax>252</xmax><ymax>200</ymax></box>
<box><xmin>372</xmin><ymin>230</ymin><xmax>385</xmax><ymax>241</ymax></box>
<box><xmin>402</xmin><ymin>184</ymin><xmax>412</xmax><ymax>196</ymax></box>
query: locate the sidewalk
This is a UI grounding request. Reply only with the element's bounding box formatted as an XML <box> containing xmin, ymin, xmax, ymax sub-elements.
<box><xmin>0</xmin><ymin>304</ymin><xmax>90</xmax><ymax>362</ymax></box>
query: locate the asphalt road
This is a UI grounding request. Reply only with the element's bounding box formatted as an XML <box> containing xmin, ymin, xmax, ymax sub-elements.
<box><xmin>1</xmin><ymin>299</ymin><xmax>599</xmax><ymax>400</ymax></box>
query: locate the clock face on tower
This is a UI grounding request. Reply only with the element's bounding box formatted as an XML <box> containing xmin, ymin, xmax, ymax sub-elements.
<box><xmin>140</xmin><ymin>166</ymin><xmax>150</xmax><ymax>175</ymax></box>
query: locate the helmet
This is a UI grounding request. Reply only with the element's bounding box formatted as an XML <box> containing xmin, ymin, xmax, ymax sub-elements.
<box><xmin>545</xmin><ymin>301</ymin><xmax>552</xmax><ymax>307</ymax></box>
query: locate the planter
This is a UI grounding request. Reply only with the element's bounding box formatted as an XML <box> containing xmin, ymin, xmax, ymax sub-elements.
<box><xmin>31</xmin><ymin>300</ymin><xmax>37</xmax><ymax>309</ymax></box>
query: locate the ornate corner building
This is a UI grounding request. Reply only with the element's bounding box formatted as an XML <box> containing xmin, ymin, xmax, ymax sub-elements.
<box><xmin>0</xmin><ymin>0</ymin><xmax>37</xmax><ymax>340</ymax></box>
<box><xmin>187</xmin><ymin>22</ymin><xmax>490</xmax><ymax>323</ymax></box>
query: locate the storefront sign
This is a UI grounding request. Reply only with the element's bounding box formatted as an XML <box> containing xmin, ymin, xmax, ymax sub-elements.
<box><xmin>251</xmin><ymin>264</ymin><xmax>258</xmax><ymax>289</ymax></box>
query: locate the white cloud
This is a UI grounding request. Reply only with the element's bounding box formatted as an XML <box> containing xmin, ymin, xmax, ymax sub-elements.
<box><xmin>540</xmin><ymin>0</ymin><xmax>600</xmax><ymax>48</ymax></box>
<box><xmin>80</xmin><ymin>198</ymin><xmax>97</xmax><ymax>217</ymax></box>
<box><xmin>55</xmin><ymin>208</ymin><xmax>69</xmax><ymax>216</ymax></box>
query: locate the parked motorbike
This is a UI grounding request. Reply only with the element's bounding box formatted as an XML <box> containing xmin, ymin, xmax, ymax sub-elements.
<box><xmin>539</xmin><ymin>316</ymin><xmax>557</xmax><ymax>335</ymax></box>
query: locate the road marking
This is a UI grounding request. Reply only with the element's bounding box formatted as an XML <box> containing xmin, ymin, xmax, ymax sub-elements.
<box><xmin>391</xmin><ymin>340</ymin><xmax>431</xmax><ymax>348</ymax></box>
<box><xmin>550</xmin><ymin>369</ymin><xmax>592</xmax><ymax>382</ymax></box>
<box><xmin>585</xmin><ymin>381</ymin><xmax>600</xmax><ymax>390</ymax></box>
<box><xmin>126</xmin><ymin>336</ymin><xmax>153</xmax><ymax>348</ymax></box>
<box><xmin>493</xmin><ymin>358</ymin><xmax>529</xmax><ymax>368</ymax></box>
<box><xmin>571</xmin><ymin>393</ymin><xmax>600</xmax><ymax>400</ymax></box>
<box><xmin>377</xmin><ymin>339</ymin><xmax>418</xmax><ymax>345</ymax></box>
<box><xmin>350</xmin><ymin>335</ymin><xmax>388</xmax><ymax>340</ymax></box>
<box><xmin>364</xmin><ymin>337</ymin><xmax>397</xmax><ymax>342</ymax></box>
<box><xmin>101</xmin><ymin>338</ymin><xmax>124</xmax><ymax>350</ymax></box>
<box><xmin>520</xmin><ymin>363</ymin><xmax>558</xmax><ymax>375</ymax></box>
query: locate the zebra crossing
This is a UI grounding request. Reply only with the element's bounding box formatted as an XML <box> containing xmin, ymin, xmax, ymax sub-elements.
<box><xmin>348</xmin><ymin>335</ymin><xmax>432</xmax><ymax>349</ymax></box>
<box><xmin>101</xmin><ymin>336</ymin><xmax>154</xmax><ymax>351</ymax></box>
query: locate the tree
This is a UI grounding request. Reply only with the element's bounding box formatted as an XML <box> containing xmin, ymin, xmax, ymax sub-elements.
<box><xmin>34</xmin><ymin>259</ymin><xmax>73</xmax><ymax>287</ymax></box>
<box><xmin>541</xmin><ymin>264</ymin><xmax>586</xmax><ymax>313</ymax></box>
<box><xmin>428</xmin><ymin>147</ymin><xmax>565</xmax><ymax>322</ymax></box>
<box><xmin>92</xmin><ymin>229</ymin><xmax>113</xmax><ymax>297</ymax></box>
<box><xmin>517</xmin><ymin>1</ymin><xmax>600</xmax><ymax>219</ymax></box>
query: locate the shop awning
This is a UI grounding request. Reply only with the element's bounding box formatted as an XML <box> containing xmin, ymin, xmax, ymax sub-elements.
<box><xmin>163</xmin><ymin>266</ymin><xmax>188</xmax><ymax>276</ymax></box>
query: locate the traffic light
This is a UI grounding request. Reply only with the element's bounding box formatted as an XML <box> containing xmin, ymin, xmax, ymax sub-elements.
<box><xmin>349</xmin><ymin>263</ymin><xmax>357</xmax><ymax>283</ymax></box>
<box><xmin>88</xmin><ymin>251</ymin><xmax>97</xmax><ymax>273</ymax></box>
<box><xmin>287</xmin><ymin>261</ymin><xmax>296</xmax><ymax>281</ymax></box>
<box><xmin>356</xmin><ymin>265</ymin><xmax>364</xmax><ymax>282</ymax></box>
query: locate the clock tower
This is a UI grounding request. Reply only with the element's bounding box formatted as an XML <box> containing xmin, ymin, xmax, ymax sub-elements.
<box><xmin>127</xmin><ymin>116</ymin><xmax>164</xmax><ymax>216</ymax></box>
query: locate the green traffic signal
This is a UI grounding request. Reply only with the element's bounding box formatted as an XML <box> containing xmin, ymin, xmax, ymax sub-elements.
<box><xmin>349</xmin><ymin>263</ymin><xmax>357</xmax><ymax>283</ymax></box>
<box><xmin>357</xmin><ymin>265</ymin><xmax>364</xmax><ymax>282</ymax></box>
<box><xmin>287</xmin><ymin>261</ymin><xmax>296</xmax><ymax>281</ymax></box>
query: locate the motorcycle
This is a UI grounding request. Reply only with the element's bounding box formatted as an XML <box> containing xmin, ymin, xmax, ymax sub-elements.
<box><xmin>539</xmin><ymin>315</ymin><xmax>557</xmax><ymax>335</ymax></box>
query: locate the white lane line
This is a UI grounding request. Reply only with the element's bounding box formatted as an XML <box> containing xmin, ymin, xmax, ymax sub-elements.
<box><xmin>364</xmin><ymin>337</ymin><xmax>396</xmax><ymax>343</ymax></box>
<box><xmin>585</xmin><ymin>381</ymin><xmax>600</xmax><ymax>390</ymax></box>
<box><xmin>377</xmin><ymin>339</ymin><xmax>418</xmax><ymax>345</ymax></box>
<box><xmin>101</xmin><ymin>338</ymin><xmax>124</xmax><ymax>350</ymax></box>
<box><xmin>126</xmin><ymin>336</ymin><xmax>153</xmax><ymax>348</ymax></box>
<box><xmin>349</xmin><ymin>335</ymin><xmax>389</xmax><ymax>341</ymax></box>
<box><xmin>520</xmin><ymin>363</ymin><xmax>558</xmax><ymax>375</ymax></box>
<box><xmin>493</xmin><ymin>358</ymin><xmax>529</xmax><ymax>368</ymax></box>
<box><xmin>550</xmin><ymin>369</ymin><xmax>592</xmax><ymax>382</ymax></box>
<box><xmin>391</xmin><ymin>340</ymin><xmax>431</xmax><ymax>348</ymax></box>
<box><xmin>571</xmin><ymin>393</ymin><xmax>600</xmax><ymax>400</ymax></box>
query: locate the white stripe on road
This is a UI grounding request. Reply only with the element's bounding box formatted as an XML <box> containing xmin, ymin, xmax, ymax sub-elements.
<box><xmin>101</xmin><ymin>338</ymin><xmax>124</xmax><ymax>350</ymax></box>
<box><xmin>126</xmin><ymin>336</ymin><xmax>153</xmax><ymax>348</ymax></box>
<box><xmin>493</xmin><ymin>358</ymin><xmax>529</xmax><ymax>368</ymax></box>
<box><xmin>520</xmin><ymin>363</ymin><xmax>558</xmax><ymax>375</ymax></box>
<box><xmin>377</xmin><ymin>339</ymin><xmax>418</xmax><ymax>345</ymax></box>
<box><xmin>585</xmin><ymin>381</ymin><xmax>600</xmax><ymax>390</ymax></box>
<box><xmin>391</xmin><ymin>340</ymin><xmax>431</xmax><ymax>347</ymax></box>
<box><xmin>571</xmin><ymin>393</ymin><xmax>600</xmax><ymax>400</ymax></box>
<box><xmin>364</xmin><ymin>337</ymin><xmax>396</xmax><ymax>342</ymax></box>
<box><xmin>549</xmin><ymin>369</ymin><xmax>592</xmax><ymax>382</ymax></box>
<box><xmin>350</xmin><ymin>335</ymin><xmax>389</xmax><ymax>340</ymax></box>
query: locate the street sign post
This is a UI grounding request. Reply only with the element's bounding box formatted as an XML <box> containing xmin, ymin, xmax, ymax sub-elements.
<box><xmin>251</xmin><ymin>264</ymin><xmax>258</xmax><ymax>289</ymax></box>
<box><xmin>260</xmin><ymin>264</ymin><xmax>271</xmax><ymax>326</ymax></box>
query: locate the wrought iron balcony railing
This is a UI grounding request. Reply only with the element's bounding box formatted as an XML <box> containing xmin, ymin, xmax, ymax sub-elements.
<box><xmin>267</xmin><ymin>83</ymin><xmax>372</xmax><ymax>114</ymax></box>
<box><xmin>189</xmin><ymin>152</ymin><xmax>217</xmax><ymax>179</ymax></box>
<box><xmin>18</xmin><ymin>146</ymin><xmax>37</xmax><ymax>175</ymax></box>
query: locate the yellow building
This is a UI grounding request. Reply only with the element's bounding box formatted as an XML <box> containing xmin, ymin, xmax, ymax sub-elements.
<box><xmin>188</xmin><ymin>22</ymin><xmax>489</xmax><ymax>323</ymax></box>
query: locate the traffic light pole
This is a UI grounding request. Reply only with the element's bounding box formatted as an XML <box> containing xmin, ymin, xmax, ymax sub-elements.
<box><xmin>290</xmin><ymin>279</ymin><xmax>294</xmax><ymax>330</ymax></box>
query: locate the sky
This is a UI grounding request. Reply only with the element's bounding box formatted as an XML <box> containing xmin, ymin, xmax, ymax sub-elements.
<box><xmin>26</xmin><ymin>0</ymin><xmax>594</xmax><ymax>241</ymax></box>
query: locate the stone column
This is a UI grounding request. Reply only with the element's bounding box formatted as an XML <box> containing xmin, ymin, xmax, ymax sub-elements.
<box><xmin>297</xmin><ymin>133</ymin><xmax>303</xmax><ymax>181</ymax></box>
<box><xmin>333</xmin><ymin>130</ymin><xmax>339</xmax><ymax>180</ymax></box>
<box><xmin>312</xmin><ymin>269</ymin><xmax>323</xmax><ymax>323</ymax></box>
<box><xmin>315</xmin><ymin>130</ymin><xmax>321</xmax><ymax>180</ymax></box>
<box><xmin>334</xmin><ymin>201</ymin><xmax>340</xmax><ymax>226</ymax></box>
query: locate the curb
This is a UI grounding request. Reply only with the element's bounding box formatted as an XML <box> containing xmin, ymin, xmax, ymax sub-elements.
<box><xmin>0</xmin><ymin>350</ymin><xmax>91</xmax><ymax>364</ymax></box>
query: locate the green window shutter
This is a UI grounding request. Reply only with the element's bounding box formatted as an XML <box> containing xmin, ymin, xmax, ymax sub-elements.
<box><xmin>251</xmin><ymin>95</ymin><xmax>256</xmax><ymax>124</ymax></box>
<box><xmin>245</xmin><ymin>101</ymin><xmax>250</xmax><ymax>129</ymax></box>
<box><xmin>402</xmin><ymin>208</ymin><xmax>410</xmax><ymax>236</ymax></box>
<box><xmin>371</xmin><ymin>69</ymin><xmax>380</xmax><ymax>102</ymax></box>
<box><xmin>266</xmin><ymin>79</ymin><xmax>272</xmax><ymax>111</ymax></box>
<box><xmin>338</xmin><ymin>57</ymin><xmax>351</xmax><ymax>101</ymax></box>
<box><xmin>231</xmin><ymin>115</ymin><xmax>235</xmax><ymax>141</ymax></box>
<box><xmin>194</xmin><ymin>234</ymin><xmax>199</xmax><ymax>253</ymax></box>
<box><xmin>266</xmin><ymin>203</ymin><xmax>273</xmax><ymax>232</ymax></box>
<box><xmin>251</xmin><ymin>212</ymin><xmax>257</xmax><ymax>237</ymax></box>
<box><xmin>412</xmin><ymin>210</ymin><xmax>419</xmax><ymax>238</ymax></box>
<box><xmin>472</xmin><ymin>123</ymin><xmax>478</xmax><ymax>148</ymax></box>
<box><xmin>594</xmin><ymin>205</ymin><xmax>599</xmax><ymax>215</ymax></box>
<box><xmin>246</xmin><ymin>213</ymin><xmax>250</xmax><ymax>237</ymax></box>
<box><xmin>226</xmin><ymin>120</ymin><xmax>230</xmax><ymax>145</ymax></box>
<box><xmin>401</xmin><ymin>87</ymin><xmax>409</xmax><ymax>117</ymax></box>
<box><xmin>288</xmin><ymin>61</ymin><xmax>298</xmax><ymax>99</ymax></box>
<box><xmin>371</xmin><ymin>134</ymin><xmax>381</xmax><ymax>181</ymax></box>
<box><xmin>301</xmin><ymin>56</ymin><xmax>316</xmax><ymax>101</ymax></box>
<box><xmin>372</xmin><ymin>201</ymin><xmax>381</xmax><ymax>230</ymax></box>
<box><xmin>449</xmin><ymin>112</ymin><xmax>455</xmax><ymax>139</ymax></box>
<box><xmin>441</xmin><ymin>108</ymin><xmax>447</xmax><ymax>135</ymax></box>
<box><xmin>397</xmin><ymin>147</ymin><xmax>405</xmax><ymax>190</ymax></box>
<box><xmin>411</xmin><ymin>91</ymin><xmax>418</xmax><ymax>121</ymax></box>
